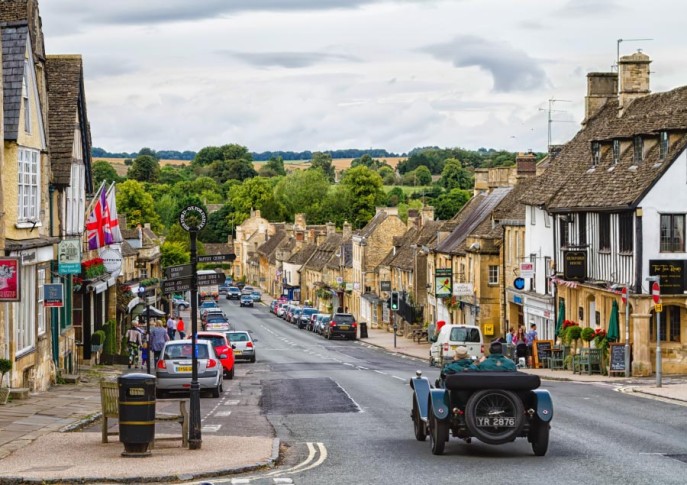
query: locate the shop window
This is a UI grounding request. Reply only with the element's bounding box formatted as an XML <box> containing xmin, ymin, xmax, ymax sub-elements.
<box><xmin>660</xmin><ymin>214</ymin><xmax>685</xmax><ymax>252</ymax></box>
<box><xmin>530</xmin><ymin>254</ymin><xmax>536</xmax><ymax>292</ymax></box>
<box><xmin>650</xmin><ymin>306</ymin><xmax>681</xmax><ymax>342</ymax></box>
<box><xmin>599</xmin><ymin>213</ymin><xmax>611</xmax><ymax>251</ymax></box>
<box><xmin>578</xmin><ymin>213</ymin><xmax>587</xmax><ymax>246</ymax></box>
<box><xmin>619</xmin><ymin>212</ymin><xmax>634</xmax><ymax>253</ymax></box>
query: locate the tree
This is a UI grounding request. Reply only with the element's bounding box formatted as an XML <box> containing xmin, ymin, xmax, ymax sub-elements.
<box><xmin>161</xmin><ymin>241</ymin><xmax>189</xmax><ymax>267</ymax></box>
<box><xmin>138</xmin><ymin>147</ymin><xmax>159</xmax><ymax>160</ymax></box>
<box><xmin>155</xmin><ymin>193</ymin><xmax>179</xmax><ymax>228</ymax></box>
<box><xmin>116</xmin><ymin>180</ymin><xmax>162</xmax><ymax>230</ymax></box>
<box><xmin>338</xmin><ymin>166</ymin><xmax>386</xmax><ymax>228</ymax></box>
<box><xmin>310</xmin><ymin>152</ymin><xmax>335</xmax><ymax>181</ymax></box>
<box><xmin>193</xmin><ymin>146</ymin><xmax>224</xmax><ymax>167</ymax></box>
<box><xmin>209</xmin><ymin>159</ymin><xmax>257</xmax><ymax>183</ymax></box>
<box><xmin>200</xmin><ymin>204</ymin><xmax>233</xmax><ymax>243</ymax></box>
<box><xmin>378</xmin><ymin>165</ymin><xmax>397</xmax><ymax>185</ymax></box>
<box><xmin>386</xmin><ymin>186</ymin><xmax>406</xmax><ymax>207</ymax></box>
<box><xmin>92</xmin><ymin>160</ymin><xmax>121</xmax><ymax>186</ymax></box>
<box><xmin>158</xmin><ymin>165</ymin><xmax>191</xmax><ymax>185</ymax></box>
<box><xmin>274</xmin><ymin>169</ymin><xmax>330</xmax><ymax>222</ymax></box>
<box><xmin>229</xmin><ymin>177</ymin><xmax>277</xmax><ymax>219</ymax></box>
<box><xmin>221</xmin><ymin>144</ymin><xmax>252</xmax><ymax>162</ymax></box>
<box><xmin>401</xmin><ymin>166</ymin><xmax>431</xmax><ymax>186</ymax></box>
<box><xmin>434</xmin><ymin>188</ymin><xmax>472</xmax><ymax>220</ymax></box>
<box><xmin>261</xmin><ymin>156</ymin><xmax>286</xmax><ymax>176</ymax></box>
<box><xmin>440</xmin><ymin>158</ymin><xmax>473</xmax><ymax>190</ymax></box>
<box><xmin>127</xmin><ymin>154</ymin><xmax>160</xmax><ymax>182</ymax></box>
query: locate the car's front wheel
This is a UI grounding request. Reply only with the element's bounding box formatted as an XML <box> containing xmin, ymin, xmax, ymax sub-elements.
<box><xmin>250</xmin><ymin>354</ymin><xmax>256</xmax><ymax>363</ymax></box>
<box><xmin>429</xmin><ymin>410</ymin><xmax>448</xmax><ymax>455</ymax></box>
<box><xmin>530</xmin><ymin>421</ymin><xmax>550</xmax><ymax>456</ymax></box>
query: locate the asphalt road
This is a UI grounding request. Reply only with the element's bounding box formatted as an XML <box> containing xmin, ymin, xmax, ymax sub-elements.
<box><xmin>194</xmin><ymin>299</ymin><xmax>687</xmax><ymax>485</ymax></box>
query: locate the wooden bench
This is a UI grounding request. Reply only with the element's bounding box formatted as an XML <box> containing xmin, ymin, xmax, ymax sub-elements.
<box><xmin>100</xmin><ymin>379</ymin><xmax>189</xmax><ymax>448</ymax></box>
<box><xmin>412</xmin><ymin>329</ymin><xmax>429</xmax><ymax>343</ymax></box>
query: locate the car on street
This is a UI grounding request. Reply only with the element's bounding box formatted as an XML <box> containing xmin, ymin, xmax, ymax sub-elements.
<box><xmin>270</xmin><ymin>300</ymin><xmax>279</xmax><ymax>313</ymax></box>
<box><xmin>250</xmin><ymin>290</ymin><xmax>262</xmax><ymax>302</ymax></box>
<box><xmin>277</xmin><ymin>302</ymin><xmax>288</xmax><ymax>317</ymax></box>
<box><xmin>204</xmin><ymin>318</ymin><xmax>233</xmax><ymax>332</ymax></box>
<box><xmin>224</xmin><ymin>330</ymin><xmax>257</xmax><ymax>363</ymax></box>
<box><xmin>199</xmin><ymin>300</ymin><xmax>219</xmax><ymax>312</ymax></box>
<box><xmin>155</xmin><ymin>339</ymin><xmax>223</xmax><ymax>398</ymax></box>
<box><xmin>226</xmin><ymin>286</ymin><xmax>241</xmax><ymax>300</ymax></box>
<box><xmin>299</xmin><ymin>307</ymin><xmax>319</xmax><ymax>329</ymax></box>
<box><xmin>240</xmin><ymin>294</ymin><xmax>254</xmax><ymax>307</ymax></box>
<box><xmin>314</xmin><ymin>314</ymin><xmax>331</xmax><ymax>335</ymax></box>
<box><xmin>218</xmin><ymin>282</ymin><xmax>232</xmax><ymax>295</ymax></box>
<box><xmin>324</xmin><ymin>313</ymin><xmax>357</xmax><ymax>340</ymax></box>
<box><xmin>241</xmin><ymin>285</ymin><xmax>255</xmax><ymax>295</ymax></box>
<box><xmin>290</xmin><ymin>307</ymin><xmax>304</xmax><ymax>324</ymax></box>
<box><xmin>172</xmin><ymin>296</ymin><xmax>190</xmax><ymax>310</ymax></box>
<box><xmin>197</xmin><ymin>331</ymin><xmax>235</xmax><ymax>379</ymax></box>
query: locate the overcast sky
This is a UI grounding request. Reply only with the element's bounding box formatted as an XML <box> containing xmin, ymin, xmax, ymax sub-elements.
<box><xmin>40</xmin><ymin>0</ymin><xmax>687</xmax><ymax>155</ymax></box>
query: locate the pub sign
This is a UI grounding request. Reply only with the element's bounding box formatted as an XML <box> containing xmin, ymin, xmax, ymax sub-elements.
<box><xmin>649</xmin><ymin>260</ymin><xmax>686</xmax><ymax>295</ymax></box>
<box><xmin>563</xmin><ymin>251</ymin><xmax>587</xmax><ymax>282</ymax></box>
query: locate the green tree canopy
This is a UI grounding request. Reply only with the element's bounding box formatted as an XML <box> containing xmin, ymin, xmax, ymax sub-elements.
<box><xmin>127</xmin><ymin>154</ymin><xmax>160</xmax><ymax>183</ymax></box>
<box><xmin>339</xmin><ymin>166</ymin><xmax>386</xmax><ymax>229</ymax></box>
<box><xmin>401</xmin><ymin>166</ymin><xmax>432</xmax><ymax>186</ymax></box>
<box><xmin>274</xmin><ymin>169</ymin><xmax>330</xmax><ymax>222</ymax></box>
<box><xmin>439</xmin><ymin>158</ymin><xmax>473</xmax><ymax>190</ymax></box>
<box><xmin>199</xmin><ymin>204</ymin><xmax>233</xmax><ymax>243</ymax></box>
<box><xmin>92</xmin><ymin>160</ymin><xmax>121</xmax><ymax>186</ymax></box>
<box><xmin>116</xmin><ymin>180</ymin><xmax>162</xmax><ymax>230</ymax></box>
<box><xmin>310</xmin><ymin>152</ymin><xmax>335</xmax><ymax>182</ymax></box>
<box><xmin>161</xmin><ymin>241</ymin><xmax>190</xmax><ymax>267</ymax></box>
<box><xmin>386</xmin><ymin>186</ymin><xmax>407</xmax><ymax>207</ymax></box>
<box><xmin>209</xmin><ymin>159</ymin><xmax>257</xmax><ymax>183</ymax></box>
<box><xmin>229</xmin><ymin>177</ymin><xmax>278</xmax><ymax>220</ymax></box>
<box><xmin>259</xmin><ymin>156</ymin><xmax>286</xmax><ymax>177</ymax></box>
<box><xmin>193</xmin><ymin>146</ymin><xmax>224</xmax><ymax>167</ymax></box>
<box><xmin>434</xmin><ymin>188</ymin><xmax>472</xmax><ymax>220</ymax></box>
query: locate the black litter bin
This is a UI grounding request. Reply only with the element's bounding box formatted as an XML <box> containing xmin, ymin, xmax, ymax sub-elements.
<box><xmin>359</xmin><ymin>322</ymin><xmax>368</xmax><ymax>339</ymax></box>
<box><xmin>118</xmin><ymin>373</ymin><xmax>156</xmax><ymax>456</ymax></box>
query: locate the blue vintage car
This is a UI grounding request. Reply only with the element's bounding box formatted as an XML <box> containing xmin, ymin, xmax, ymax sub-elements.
<box><xmin>410</xmin><ymin>371</ymin><xmax>553</xmax><ymax>456</ymax></box>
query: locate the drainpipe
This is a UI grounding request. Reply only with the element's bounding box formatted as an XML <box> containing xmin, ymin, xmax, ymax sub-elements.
<box><xmin>501</xmin><ymin>229</ymin><xmax>507</xmax><ymax>338</ymax></box>
<box><xmin>634</xmin><ymin>209</ymin><xmax>643</xmax><ymax>292</ymax></box>
<box><xmin>49</xmin><ymin>184</ymin><xmax>59</xmax><ymax>366</ymax></box>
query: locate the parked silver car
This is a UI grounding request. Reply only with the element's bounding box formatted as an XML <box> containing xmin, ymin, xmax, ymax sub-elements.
<box><xmin>314</xmin><ymin>314</ymin><xmax>331</xmax><ymax>335</ymax></box>
<box><xmin>224</xmin><ymin>330</ymin><xmax>257</xmax><ymax>363</ymax></box>
<box><xmin>155</xmin><ymin>340</ymin><xmax>224</xmax><ymax>398</ymax></box>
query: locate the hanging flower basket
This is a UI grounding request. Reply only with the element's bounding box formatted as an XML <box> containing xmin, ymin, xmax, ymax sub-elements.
<box><xmin>442</xmin><ymin>296</ymin><xmax>460</xmax><ymax>311</ymax></box>
<box><xmin>82</xmin><ymin>258</ymin><xmax>105</xmax><ymax>279</ymax></box>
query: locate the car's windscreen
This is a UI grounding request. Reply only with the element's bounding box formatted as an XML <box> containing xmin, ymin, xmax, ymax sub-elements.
<box><xmin>227</xmin><ymin>333</ymin><xmax>250</xmax><ymax>342</ymax></box>
<box><xmin>303</xmin><ymin>309</ymin><xmax>318</xmax><ymax>315</ymax></box>
<box><xmin>333</xmin><ymin>315</ymin><xmax>355</xmax><ymax>323</ymax></box>
<box><xmin>206</xmin><ymin>317</ymin><xmax>228</xmax><ymax>323</ymax></box>
<box><xmin>164</xmin><ymin>344</ymin><xmax>210</xmax><ymax>359</ymax></box>
<box><xmin>200</xmin><ymin>336</ymin><xmax>225</xmax><ymax>347</ymax></box>
<box><xmin>450</xmin><ymin>327</ymin><xmax>481</xmax><ymax>343</ymax></box>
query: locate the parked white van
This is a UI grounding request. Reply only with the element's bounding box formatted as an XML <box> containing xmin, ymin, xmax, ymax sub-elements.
<box><xmin>429</xmin><ymin>324</ymin><xmax>484</xmax><ymax>367</ymax></box>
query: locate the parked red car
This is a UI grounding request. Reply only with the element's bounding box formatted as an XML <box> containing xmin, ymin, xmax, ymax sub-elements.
<box><xmin>197</xmin><ymin>331</ymin><xmax>235</xmax><ymax>379</ymax></box>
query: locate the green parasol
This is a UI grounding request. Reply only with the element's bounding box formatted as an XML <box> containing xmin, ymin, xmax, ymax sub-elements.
<box><xmin>555</xmin><ymin>299</ymin><xmax>565</xmax><ymax>338</ymax></box>
<box><xmin>607</xmin><ymin>300</ymin><xmax>620</xmax><ymax>342</ymax></box>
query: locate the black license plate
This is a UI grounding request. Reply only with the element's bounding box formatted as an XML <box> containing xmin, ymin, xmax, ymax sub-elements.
<box><xmin>476</xmin><ymin>416</ymin><xmax>516</xmax><ymax>427</ymax></box>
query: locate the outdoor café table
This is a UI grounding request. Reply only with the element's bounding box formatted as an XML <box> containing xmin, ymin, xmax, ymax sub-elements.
<box><xmin>548</xmin><ymin>347</ymin><xmax>565</xmax><ymax>370</ymax></box>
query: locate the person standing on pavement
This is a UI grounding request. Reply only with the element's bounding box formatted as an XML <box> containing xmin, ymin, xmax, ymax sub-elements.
<box><xmin>126</xmin><ymin>323</ymin><xmax>142</xmax><ymax>369</ymax></box>
<box><xmin>176</xmin><ymin>316</ymin><xmax>186</xmax><ymax>340</ymax></box>
<box><xmin>166</xmin><ymin>314</ymin><xmax>176</xmax><ymax>340</ymax></box>
<box><xmin>150</xmin><ymin>319</ymin><xmax>169</xmax><ymax>364</ymax></box>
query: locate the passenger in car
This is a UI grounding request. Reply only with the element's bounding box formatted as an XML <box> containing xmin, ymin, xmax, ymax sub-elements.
<box><xmin>442</xmin><ymin>346</ymin><xmax>478</xmax><ymax>376</ymax></box>
<box><xmin>477</xmin><ymin>342</ymin><xmax>517</xmax><ymax>372</ymax></box>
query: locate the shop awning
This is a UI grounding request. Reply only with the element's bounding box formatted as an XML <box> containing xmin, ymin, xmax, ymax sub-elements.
<box><xmin>131</xmin><ymin>304</ymin><xmax>166</xmax><ymax>318</ymax></box>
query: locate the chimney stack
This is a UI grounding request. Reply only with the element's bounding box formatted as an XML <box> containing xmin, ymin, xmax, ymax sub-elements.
<box><xmin>343</xmin><ymin>221</ymin><xmax>352</xmax><ymax>240</ymax></box>
<box><xmin>618</xmin><ymin>51</ymin><xmax>651</xmax><ymax>116</ymax></box>
<box><xmin>326</xmin><ymin>222</ymin><xmax>336</xmax><ymax>236</ymax></box>
<box><xmin>421</xmin><ymin>206</ymin><xmax>435</xmax><ymax>224</ymax></box>
<box><xmin>515</xmin><ymin>152</ymin><xmax>537</xmax><ymax>178</ymax></box>
<box><xmin>584</xmin><ymin>72</ymin><xmax>618</xmax><ymax>123</ymax></box>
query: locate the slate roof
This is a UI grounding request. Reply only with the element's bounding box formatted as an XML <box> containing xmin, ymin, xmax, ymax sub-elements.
<box><xmin>303</xmin><ymin>233</ymin><xmax>343</xmax><ymax>272</ymax></box>
<box><xmin>46</xmin><ymin>55</ymin><xmax>85</xmax><ymax>186</ymax></box>
<box><xmin>359</xmin><ymin>211</ymin><xmax>388</xmax><ymax>238</ymax></box>
<box><xmin>257</xmin><ymin>230</ymin><xmax>286</xmax><ymax>257</ymax></box>
<box><xmin>522</xmin><ymin>85</ymin><xmax>687</xmax><ymax>211</ymax></box>
<box><xmin>287</xmin><ymin>243</ymin><xmax>317</xmax><ymax>265</ymax></box>
<box><xmin>2</xmin><ymin>24</ymin><xmax>28</xmax><ymax>141</ymax></box>
<box><xmin>204</xmin><ymin>242</ymin><xmax>233</xmax><ymax>256</ymax></box>
<box><xmin>435</xmin><ymin>188</ymin><xmax>512</xmax><ymax>254</ymax></box>
<box><xmin>120</xmin><ymin>240</ymin><xmax>138</xmax><ymax>257</ymax></box>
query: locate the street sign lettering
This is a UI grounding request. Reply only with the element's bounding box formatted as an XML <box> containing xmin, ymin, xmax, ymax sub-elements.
<box><xmin>197</xmin><ymin>272</ymin><xmax>226</xmax><ymax>286</ymax></box>
<box><xmin>165</xmin><ymin>264</ymin><xmax>193</xmax><ymax>280</ymax></box>
<box><xmin>162</xmin><ymin>278</ymin><xmax>192</xmax><ymax>294</ymax></box>
<box><xmin>197</xmin><ymin>254</ymin><xmax>236</xmax><ymax>263</ymax></box>
<box><xmin>179</xmin><ymin>205</ymin><xmax>207</xmax><ymax>232</ymax></box>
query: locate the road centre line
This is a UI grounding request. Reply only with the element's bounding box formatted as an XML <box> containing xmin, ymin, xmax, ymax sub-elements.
<box><xmin>374</xmin><ymin>370</ymin><xmax>387</xmax><ymax>375</ymax></box>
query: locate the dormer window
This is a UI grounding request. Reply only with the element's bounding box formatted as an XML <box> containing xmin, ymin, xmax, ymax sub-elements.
<box><xmin>22</xmin><ymin>59</ymin><xmax>31</xmax><ymax>134</ymax></box>
<box><xmin>591</xmin><ymin>142</ymin><xmax>601</xmax><ymax>167</ymax></box>
<box><xmin>633</xmin><ymin>136</ymin><xmax>643</xmax><ymax>163</ymax></box>
<box><xmin>612</xmin><ymin>139</ymin><xmax>620</xmax><ymax>164</ymax></box>
<box><xmin>659</xmin><ymin>131</ymin><xmax>669</xmax><ymax>160</ymax></box>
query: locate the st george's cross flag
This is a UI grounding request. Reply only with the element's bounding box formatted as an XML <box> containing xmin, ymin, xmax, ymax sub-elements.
<box><xmin>86</xmin><ymin>187</ymin><xmax>114</xmax><ymax>250</ymax></box>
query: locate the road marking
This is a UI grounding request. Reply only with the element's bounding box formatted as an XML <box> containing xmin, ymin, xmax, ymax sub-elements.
<box><xmin>342</xmin><ymin>362</ymin><xmax>354</xmax><ymax>367</ymax></box>
<box><xmin>201</xmin><ymin>424</ymin><xmax>222</xmax><ymax>432</ymax></box>
<box><xmin>358</xmin><ymin>366</ymin><xmax>368</xmax><ymax>370</ymax></box>
<box><xmin>215</xmin><ymin>410</ymin><xmax>232</xmax><ymax>417</ymax></box>
<box><xmin>374</xmin><ymin>370</ymin><xmax>387</xmax><ymax>375</ymax></box>
<box><xmin>224</xmin><ymin>400</ymin><xmax>240</xmax><ymax>405</ymax></box>
<box><xmin>392</xmin><ymin>376</ymin><xmax>405</xmax><ymax>381</ymax></box>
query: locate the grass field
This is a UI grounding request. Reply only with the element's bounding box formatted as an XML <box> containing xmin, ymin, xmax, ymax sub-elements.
<box><xmin>96</xmin><ymin>156</ymin><xmax>408</xmax><ymax>177</ymax></box>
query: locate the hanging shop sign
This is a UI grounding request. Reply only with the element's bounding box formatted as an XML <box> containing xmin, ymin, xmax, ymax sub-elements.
<box><xmin>58</xmin><ymin>238</ymin><xmax>82</xmax><ymax>275</ymax></box>
<box><xmin>0</xmin><ymin>258</ymin><xmax>20</xmax><ymax>301</ymax></box>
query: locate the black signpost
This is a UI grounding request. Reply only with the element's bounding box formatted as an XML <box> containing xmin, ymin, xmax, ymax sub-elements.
<box><xmin>179</xmin><ymin>205</ymin><xmax>207</xmax><ymax>451</ymax></box>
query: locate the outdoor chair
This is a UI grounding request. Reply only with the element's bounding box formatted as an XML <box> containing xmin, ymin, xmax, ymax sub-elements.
<box><xmin>574</xmin><ymin>348</ymin><xmax>602</xmax><ymax>375</ymax></box>
<box><xmin>547</xmin><ymin>346</ymin><xmax>566</xmax><ymax>370</ymax></box>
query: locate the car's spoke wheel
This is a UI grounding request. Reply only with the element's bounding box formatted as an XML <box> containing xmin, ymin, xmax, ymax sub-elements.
<box><xmin>429</xmin><ymin>411</ymin><xmax>448</xmax><ymax>455</ymax></box>
<box><xmin>465</xmin><ymin>389</ymin><xmax>524</xmax><ymax>445</ymax></box>
<box><xmin>530</xmin><ymin>421</ymin><xmax>550</xmax><ymax>456</ymax></box>
<box><xmin>412</xmin><ymin>398</ymin><xmax>427</xmax><ymax>441</ymax></box>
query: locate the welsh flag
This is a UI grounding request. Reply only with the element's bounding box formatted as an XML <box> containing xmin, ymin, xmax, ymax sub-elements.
<box><xmin>86</xmin><ymin>188</ymin><xmax>114</xmax><ymax>250</ymax></box>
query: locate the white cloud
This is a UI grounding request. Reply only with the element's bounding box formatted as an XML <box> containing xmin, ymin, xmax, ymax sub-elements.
<box><xmin>38</xmin><ymin>0</ymin><xmax>687</xmax><ymax>154</ymax></box>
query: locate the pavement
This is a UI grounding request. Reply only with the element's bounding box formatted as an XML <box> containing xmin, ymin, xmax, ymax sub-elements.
<box><xmin>1</xmin><ymin>301</ymin><xmax>685</xmax><ymax>484</ymax></box>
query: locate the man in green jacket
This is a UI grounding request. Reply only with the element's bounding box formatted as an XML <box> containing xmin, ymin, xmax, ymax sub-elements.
<box><xmin>478</xmin><ymin>342</ymin><xmax>517</xmax><ymax>372</ymax></box>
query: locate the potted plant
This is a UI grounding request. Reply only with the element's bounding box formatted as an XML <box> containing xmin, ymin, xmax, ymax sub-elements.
<box><xmin>581</xmin><ymin>327</ymin><xmax>595</xmax><ymax>347</ymax></box>
<box><xmin>91</xmin><ymin>330</ymin><xmax>106</xmax><ymax>354</ymax></box>
<box><xmin>0</xmin><ymin>358</ymin><xmax>11</xmax><ymax>405</ymax></box>
<box><xmin>593</xmin><ymin>329</ymin><xmax>609</xmax><ymax>374</ymax></box>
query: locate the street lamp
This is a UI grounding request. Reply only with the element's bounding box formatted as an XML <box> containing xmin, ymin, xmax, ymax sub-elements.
<box><xmin>137</xmin><ymin>286</ymin><xmax>151</xmax><ymax>375</ymax></box>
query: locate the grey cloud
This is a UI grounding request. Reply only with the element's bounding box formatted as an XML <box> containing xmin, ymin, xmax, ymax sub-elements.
<box><xmin>83</xmin><ymin>58</ymin><xmax>140</xmax><ymax>79</ymax></box>
<box><xmin>42</xmin><ymin>1</ymin><xmax>426</xmax><ymax>26</ymax></box>
<box><xmin>219</xmin><ymin>51</ymin><xmax>361</xmax><ymax>69</ymax></box>
<box><xmin>421</xmin><ymin>35</ymin><xmax>549</xmax><ymax>92</ymax></box>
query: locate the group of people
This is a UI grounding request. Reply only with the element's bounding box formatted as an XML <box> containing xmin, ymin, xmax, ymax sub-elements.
<box><xmin>442</xmin><ymin>341</ymin><xmax>518</xmax><ymax>377</ymax></box>
<box><xmin>125</xmin><ymin>314</ymin><xmax>187</xmax><ymax>370</ymax></box>
<box><xmin>506</xmin><ymin>323</ymin><xmax>538</xmax><ymax>346</ymax></box>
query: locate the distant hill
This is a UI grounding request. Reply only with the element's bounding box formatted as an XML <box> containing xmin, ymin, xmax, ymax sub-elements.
<box><xmin>92</xmin><ymin>147</ymin><xmax>401</xmax><ymax>161</ymax></box>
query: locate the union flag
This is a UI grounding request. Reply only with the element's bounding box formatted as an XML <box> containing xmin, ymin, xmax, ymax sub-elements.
<box><xmin>86</xmin><ymin>188</ymin><xmax>114</xmax><ymax>250</ymax></box>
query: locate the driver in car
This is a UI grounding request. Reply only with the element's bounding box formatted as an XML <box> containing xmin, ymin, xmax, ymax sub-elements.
<box><xmin>477</xmin><ymin>342</ymin><xmax>517</xmax><ymax>372</ymax></box>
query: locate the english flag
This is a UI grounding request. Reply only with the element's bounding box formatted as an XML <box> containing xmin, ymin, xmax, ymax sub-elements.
<box><xmin>86</xmin><ymin>187</ymin><xmax>114</xmax><ymax>250</ymax></box>
<box><xmin>105</xmin><ymin>184</ymin><xmax>123</xmax><ymax>244</ymax></box>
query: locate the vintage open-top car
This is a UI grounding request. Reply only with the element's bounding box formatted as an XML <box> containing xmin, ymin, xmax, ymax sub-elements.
<box><xmin>410</xmin><ymin>370</ymin><xmax>553</xmax><ymax>456</ymax></box>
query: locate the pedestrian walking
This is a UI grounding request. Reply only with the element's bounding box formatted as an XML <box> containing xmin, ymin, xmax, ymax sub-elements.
<box><xmin>150</xmin><ymin>319</ymin><xmax>169</xmax><ymax>364</ymax></box>
<box><xmin>166</xmin><ymin>314</ymin><xmax>176</xmax><ymax>340</ymax></box>
<box><xmin>140</xmin><ymin>342</ymin><xmax>149</xmax><ymax>370</ymax></box>
<box><xmin>176</xmin><ymin>316</ymin><xmax>186</xmax><ymax>339</ymax></box>
<box><xmin>125</xmin><ymin>322</ymin><xmax>142</xmax><ymax>369</ymax></box>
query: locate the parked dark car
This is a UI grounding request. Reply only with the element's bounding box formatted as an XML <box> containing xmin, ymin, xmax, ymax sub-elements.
<box><xmin>226</xmin><ymin>287</ymin><xmax>241</xmax><ymax>300</ymax></box>
<box><xmin>298</xmin><ymin>308</ymin><xmax>319</xmax><ymax>329</ymax></box>
<box><xmin>324</xmin><ymin>313</ymin><xmax>357</xmax><ymax>340</ymax></box>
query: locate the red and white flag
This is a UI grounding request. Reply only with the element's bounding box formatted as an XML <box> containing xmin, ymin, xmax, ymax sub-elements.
<box><xmin>105</xmin><ymin>184</ymin><xmax>123</xmax><ymax>244</ymax></box>
<box><xmin>86</xmin><ymin>186</ymin><xmax>113</xmax><ymax>250</ymax></box>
